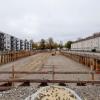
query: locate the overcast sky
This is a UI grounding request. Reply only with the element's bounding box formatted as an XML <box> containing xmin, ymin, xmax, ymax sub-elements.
<box><xmin>0</xmin><ymin>0</ymin><xmax>100</xmax><ymax>42</ymax></box>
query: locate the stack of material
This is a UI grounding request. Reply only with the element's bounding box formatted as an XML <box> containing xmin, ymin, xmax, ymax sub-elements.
<box><xmin>26</xmin><ymin>86</ymin><xmax>82</xmax><ymax>100</ymax></box>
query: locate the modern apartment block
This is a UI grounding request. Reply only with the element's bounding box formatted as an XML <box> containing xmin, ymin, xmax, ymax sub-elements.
<box><xmin>4</xmin><ymin>34</ymin><xmax>11</xmax><ymax>51</ymax></box>
<box><xmin>0</xmin><ymin>33</ymin><xmax>11</xmax><ymax>51</ymax></box>
<box><xmin>0</xmin><ymin>32</ymin><xmax>5</xmax><ymax>51</ymax></box>
<box><xmin>16</xmin><ymin>38</ymin><xmax>20</xmax><ymax>51</ymax></box>
<box><xmin>29</xmin><ymin>40</ymin><xmax>33</xmax><ymax>50</ymax></box>
<box><xmin>24</xmin><ymin>39</ymin><xmax>29</xmax><ymax>51</ymax></box>
<box><xmin>0</xmin><ymin>32</ymin><xmax>33</xmax><ymax>52</ymax></box>
<box><xmin>71</xmin><ymin>32</ymin><xmax>100</xmax><ymax>52</ymax></box>
<box><xmin>20</xmin><ymin>40</ymin><xmax>24</xmax><ymax>50</ymax></box>
<box><xmin>11</xmin><ymin>36</ymin><xmax>16</xmax><ymax>51</ymax></box>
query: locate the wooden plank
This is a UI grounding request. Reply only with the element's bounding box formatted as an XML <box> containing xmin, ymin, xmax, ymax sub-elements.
<box><xmin>0</xmin><ymin>51</ymin><xmax>39</xmax><ymax>65</ymax></box>
<box><xmin>61</xmin><ymin>51</ymin><xmax>100</xmax><ymax>60</ymax></box>
<box><xmin>0</xmin><ymin>79</ymin><xmax>100</xmax><ymax>84</ymax></box>
<box><xmin>0</xmin><ymin>71</ymin><xmax>98</xmax><ymax>74</ymax></box>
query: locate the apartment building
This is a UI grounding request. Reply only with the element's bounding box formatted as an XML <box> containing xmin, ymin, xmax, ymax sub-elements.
<box><xmin>11</xmin><ymin>36</ymin><xmax>16</xmax><ymax>51</ymax></box>
<box><xmin>29</xmin><ymin>40</ymin><xmax>33</xmax><ymax>51</ymax></box>
<box><xmin>16</xmin><ymin>38</ymin><xmax>20</xmax><ymax>51</ymax></box>
<box><xmin>20</xmin><ymin>40</ymin><xmax>24</xmax><ymax>50</ymax></box>
<box><xmin>71</xmin><ymin>33</ymin><xmax>100</xmax><ymax>52</ymax></box>
<box><xmin>0</xmin><ymin>32</ymin><xmax>11</xmax><ymax>51</ymax></box>
<box><xmin>0</xmin><ymin>32</ymin><xmax>5</xmax><ymax>51</ymax></box>
<box><xmin>0</xmin><ymin>32</ymin><xmax>33</xmax><ymax>52</ymax></box>
<box><xmin>4</xmin><ymin>33</ymin><xmax>11</xmax><ymax>51</ymax></box>
<box><xmin>24</xmin><ymin>39</ymin><xmax>29</xmax><ymax>51</ymax></box>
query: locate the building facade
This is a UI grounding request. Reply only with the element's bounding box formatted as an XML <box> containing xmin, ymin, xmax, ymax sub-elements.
<box><xmin>29</xmin><ymin>40</ymin><xmax>33</xmax><ymax>51</ymax></box>
<box><xmin>16</xmin><ymin>38</ymin><xmax>20</xmax><ymax>51</ymax></box>
<box><xmin>11</xmin><ymin>36</ymin><xmax>16</xmax><ymax>51</ymax></box>
<box><xmin>71</xmin><ymin>33</ymin><xmax>100</xmax><ymax>52</ymax></box>
<box><xmin>24</xmin><ymin>39</ymin><xmax>30</xmax><ymax>51</ymax></box>
<box><xmin>0</xmin><ymin>32</ymin><xmax>5</xmax><ymax>51</ymax></box>
<box><xmin>4</xmin><ymin>34</ymin><xmax>11</xmax><ymax>51</ymax></box>
<box><xmin>0</xmin><ymin>32</ymin><xmax>33</xmax><ymax>52</ymax></box>
<box><xmin>20</xmin><ymin>40</ymin><xmax>24</xmax><ymax>50</ymax></box>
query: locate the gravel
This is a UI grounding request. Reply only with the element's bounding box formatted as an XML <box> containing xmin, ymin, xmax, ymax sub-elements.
<box><xmin>0</xmin><ymin>86</ymin><xmax>38</xmax><ymax>100</ymax></box>
<box><xmin>0</xmin><ymin>85</ymin><xmax>100</xmax><ymax>100</ymax></box>
<box><xmin>68</xmin><ymin>85</ymin><xmax>100</xmax><ymax>100</ymax></box>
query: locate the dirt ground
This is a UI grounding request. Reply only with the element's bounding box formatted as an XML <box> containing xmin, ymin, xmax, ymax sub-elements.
<box><xmin>30</xmin><ymin>52</ymin><xmax>99</xmax><ymax>81</ymax></box>
<box><xmin>0</xmin><ymin>51</ymin><xmax>99</xmax><ymax>85</ymax></box>
<box><xmin>0</xmin><ymin>52</ymin><xmax>50</xmax><ymax>79</ymax></box>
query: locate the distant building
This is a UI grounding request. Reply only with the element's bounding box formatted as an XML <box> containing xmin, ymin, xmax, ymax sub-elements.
<box><xmin>0</xmin><ymin>32</ymin><xmax>5</xmax><ymax>51</ymax></box>
<box><xmin>16</xmin><ymin>38</ymin><xmax>20</xmax><ymax>51</ymax></box>
<box><xmin>11</xmin><ymin>36</ymin><xmax>16</xmax><ymax>51</ymax></box>
<box><xmin>24</xmin><ymin>39</ymin><xmax>29</xmax><ymax>51</ymax></box>
<box><xmin>29</xmin><ymin>40</ymin><xmax>33</xmax><ymax>51</ymax></box>
<box><xmin>0</xmin><ymin>32</ymin><xmax>33</xmax><ymax>52</ymax></box>
<box><xmin>20</xmin><ymin>40</ymin><xmax>24</xmax><ymax>50</ymax></box>
<box><xmin>71</xmin><ymin>32</ymin><xmax>100</xmax><ymax>52</ymax></box>
<box><xmin>4</xmin><ymin>33</ymin><xmax>11</xmax><ymax>51</ymax></box>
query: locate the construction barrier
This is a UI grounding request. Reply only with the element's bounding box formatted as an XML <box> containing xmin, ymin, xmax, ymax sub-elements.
<box><xmin>61</xmin><ymin>51</ymin><xmax>100</xmax><ymax>72</ymax></box>
<box><xmin>0</xmin><ymin>50</ymin><xmax>36</xmax><ymax>65</ymax></box>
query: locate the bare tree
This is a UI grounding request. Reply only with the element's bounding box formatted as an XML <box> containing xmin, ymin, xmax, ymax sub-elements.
<box><xmin>39</xmin><ymin>39</ymin><xmax>46</xmax><ymax>50</ymax></box>
<box><xmin>48</xmin><ymin>38</ymin><xmax>54</xmax><ymax>50</ymax></box>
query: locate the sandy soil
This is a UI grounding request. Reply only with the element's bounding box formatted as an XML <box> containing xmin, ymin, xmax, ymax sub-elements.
<box><xmin>32</xmin><ymin>86</ymin><xmax>79</xmax><ymax>100</ymax></box>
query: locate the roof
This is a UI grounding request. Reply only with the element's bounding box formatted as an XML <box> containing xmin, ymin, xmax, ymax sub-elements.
<box><xmin>72</xmin><ymin>32</ymin><xmax>100</xmax><ymax>44</ymax></box>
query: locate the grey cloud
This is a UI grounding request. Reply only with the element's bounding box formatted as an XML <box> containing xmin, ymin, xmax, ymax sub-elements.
<box><xmin>0</xmin><ymin>0</ymin><xmax>100</xmax><ymax>42</ymax></box>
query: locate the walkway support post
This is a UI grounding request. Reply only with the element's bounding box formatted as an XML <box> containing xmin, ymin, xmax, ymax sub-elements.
<box><xmin>12</xmin><ymin>65</ymin><xmax>15</xmax><ymax>87</ymax></box>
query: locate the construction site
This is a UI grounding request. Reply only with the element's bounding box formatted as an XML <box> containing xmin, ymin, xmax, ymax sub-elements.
<box><xmin>0</xmin><ymin>0</ymin><xmax>100</xmax><ymax>100</ymax></box>
<box><xmin>0</xmin><ymin>50</ymin><xmax>100</xmax><ymax>100</ymax></box>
